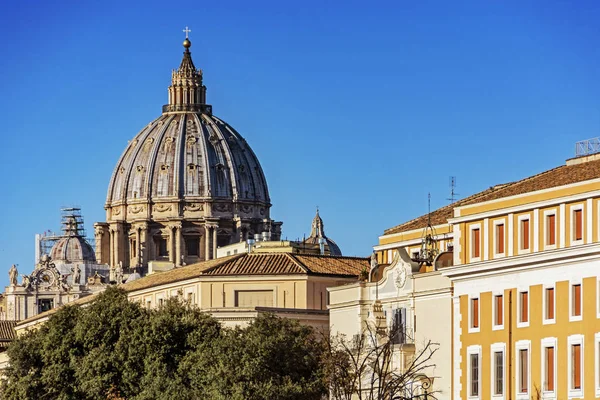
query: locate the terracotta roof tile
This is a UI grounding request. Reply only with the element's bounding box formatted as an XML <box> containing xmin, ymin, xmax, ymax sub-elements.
<box><xmin>384</xmin><ymin>158</ymin><xmax>600</xmax><ymax>235</ymax></box>
<box><xmin>0</xmin><ymin>321</ymin><xmax>17</xmax><ymax>345</ymax></box>
<box><xmin>292</xmin><ymin>254</ymin><xmax>369</xmax><ymax>276</ymax></box>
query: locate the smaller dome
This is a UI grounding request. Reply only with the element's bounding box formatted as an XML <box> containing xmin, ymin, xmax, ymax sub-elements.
<box><xmin>125</xmin><ymin>271</ymin><xmax>142</xmax><ymax>283</ymax></box>
<box><xmin>303</xmin><ymin>209</ymin><xmax>342</xmax><ymax>256</ymax></box>
<box><xmin>50</xmin><ymin>236</ymin><xmax>96</xmax><ymax>263</ymax></box>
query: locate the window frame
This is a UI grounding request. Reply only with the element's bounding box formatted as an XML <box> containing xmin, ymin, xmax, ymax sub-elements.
<box><xmin>517</xmin><ymin>215</ymin><xmax>531</xmax><ymax>255</ymax></box>
<box><xmin>467</xmin><ymin>345</ymin><xmax>482</xmax><ymax>400</ymax></box>
<box><xmin>543</xmin><ymin>284</ymin><xmax>556</xmax><ymax>325</ymax></box>
<box><xmin>517</xmin><ymin>288</ymin><xmax>530</xmax><ymax>328</ymax></box>
<box><xmin>515</xmin><ymin>340</ymin><xmax>531</xmax><ymax>400</ymax></box>
<box><xmin>595</xmin><ymin>332</ymin><xmax>600</xmax><ymax>397</ymax></box>
<box><xmin>570</xmin><ymin>280</ymin><xmax>583</xmax><ymax>322</ymax></box>
<box><xmin>570</xmin><ymin>204</ymin><xmax>584</xmax><ymax>245</ymax></box>
<box><xmin>544</xmin><ymin>210</ymin><xmax>557</xmax><ymax>250</ymax></box>
<box><xmin>470</xmin><ymin>224</ymin><xmax>482</xmax><ymax>262</ymax></box>
<box><xmin>493</xmin><ymin>220</ymin><xmax>506</xmax><ymax>258</ymax></box>
<box><xmin>567</xmin><ymin>334</ymin><xmax>584</xmax><ymax>398</ymax></box>
<box><xmin>541</xmin><ymin>337</ymin><xmax>557</xmax><ymax>398</ymax></box>
<box><xmin>469</xmin><ymin>295</ymin><xmax>481</xmax><ymax>334</ymax></box>
<box><xmin>492</xmin><ymin>292</ymin><xmax>504</xmax><ymax>331</ymax></box>
<box><xmin>490</xmin><ymin>342</ymin><xmax>506</xmax><ymax>399</ymax></box>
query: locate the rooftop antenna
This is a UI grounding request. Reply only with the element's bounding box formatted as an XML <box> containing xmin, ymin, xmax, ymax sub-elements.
<box><xmin>447</xmin><ymin>176</ymin><xmax>459</xmax><ymax>204</ymax></box>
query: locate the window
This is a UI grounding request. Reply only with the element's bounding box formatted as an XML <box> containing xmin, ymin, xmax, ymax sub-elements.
<box><xmin>494</xmin><ymin>351</ymin><xmax>503</xmax><ymax>395</ymax></box>
<box><xmin>520</xmin><ymin>218</ymin><xmax>530</xmax><ymax>250</ymax></box>
<box><xmin>519</xmin><ymin>291</ymin><xmax>529</xmax><ymax>325</ymax></box>
<box><xmin>186</xmin><ymin>237</ymin><xmax>200</xmax><ymax>256</ymax></box>
<box><xmin>546</xmin><ymin>214</ymin><xmax>556</xmax><ymax>246</ymax></box>
<box><xmin>516</xmin><ymin>340</ymin><xmax>530</xmax><ymax>399</ymax></box>
<box><xmin>494</xmin><ymin>294</ymin><xmax>503</xmax><ymax>327</ymax></box>
<box><xmin>38</xmin><ymin>299</ymin><xmax>54</xmax><ymax>314</ymax></box>
<box><xmin>156</xmin><ymin>236</ymin><xmax>168</xmax><ymax>257</ymax></box>
<box><xmin>158</xmin><ymin>298</ymin><xmax>164</xmax><ymax>307</ymax></box>
<box><xmin>573</xmin><ymin>208</ymin><xmax>583</xmax><ymax>242</ymax></box>
<box><xmin>470</xmin><ymin>352</ymin><xmax>480</xmax><ymax>397</ymax></box>
<box><xmin>542</xmin><ymin>339</ymin><xmax>557</xmax><ymax>394</ymax></box>
<box><xmin>545</xmin><ymin>287</ymin><xmax>555</xmax><ymax>322</ymax></box>
<box><xmin>572</xmin><ymin>344</ymin><xmax>582</xmax><ymax>389</ymax></box>
<box><xmin>572</xmin><ymin>283</ymin><xmax>582</xmax><ymax>319</ymax></box>
<box><xmin>187</xmin><ymin>292</ymin><xmax>194</xmax><ymax>304</ymax></box>
<box><xmin>472</xmin><ymin>228</ymin><xmax>481</xmax><ymax>259</ymax></box>
<box><xmin>131</xmin><ymin>239</ymin><xmax>137</xmax><ymax>257</ymax></box>
<box><xmin>568</xmin><ymin>335</ymin><xmax>584</xmax><ymax>397</ymax></box>
<box><xmin>471</xmin><ymin>297</ymin><xmax>480</xmax><ymax>329</ymax></box>
<box><xmin>495</xmin><ymin>223</ymin><xmax>505</xmax><ymax>255</ymax></box>
<box><xmin>391</xmin><ymin>308</ymin><xmax>407</xmax><ymax>344</ymax></box>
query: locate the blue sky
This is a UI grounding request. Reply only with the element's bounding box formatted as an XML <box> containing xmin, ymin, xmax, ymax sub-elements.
<box><xmin>0</xmin><ymin>0</ymin><xmax>599</xmax><ymax>287</ymax></box>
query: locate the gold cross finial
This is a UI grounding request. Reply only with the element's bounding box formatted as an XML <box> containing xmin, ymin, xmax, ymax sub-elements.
<box><xmin>183</xmin><ymin>26</ymin><xmax>192</xmax><ymax>39</ymax></box>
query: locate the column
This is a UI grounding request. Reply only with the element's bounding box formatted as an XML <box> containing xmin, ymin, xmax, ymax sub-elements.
<box><xmin>139</xmin><ymin>222</ymin><xmax>149</xmax><ymax>266</ymax></box>
<box><xmin>212</xmin><ymin>226</ymin><xmax>217</xmax><ymax>259</ymax></box>
<box><xmin>94</xmin><ymin>225</ymin><xmax>104</xmax><ymax>264</ymax></box>
<box><xmin>205</xmin><ymin>225</ymin><xmax>211</xmax><ymax>260</ymax></box>
<box><xmin>110</xmin><ymin>229</ymin><xmax>116</xmax><ymax>267</ymax></box>
<box><xmin>135</xmin><ymin>227</ymin><xmax>141</xmax><ymax>267</ymax></box>
<box><xmin>175</xmin><ymin>223</ymin><xmax>182</xmax><ymax>267</ymax></box>
<box><xmin>169</xmin><ymin>225</ymin><xmax>175</xmax><ymax>263</ymax></box>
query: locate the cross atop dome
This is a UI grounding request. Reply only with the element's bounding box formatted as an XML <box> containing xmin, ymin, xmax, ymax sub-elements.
<box><xmin>183</xmin><ymin>26</ymin><xmax>191</xmax><ymax>39</ymax></box>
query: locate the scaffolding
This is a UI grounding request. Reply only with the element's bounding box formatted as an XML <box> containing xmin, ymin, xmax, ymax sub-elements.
<box><xmin>36</xmin><ymin>207</ymin><xmax>95</xmax><ymax>262</ymax></box>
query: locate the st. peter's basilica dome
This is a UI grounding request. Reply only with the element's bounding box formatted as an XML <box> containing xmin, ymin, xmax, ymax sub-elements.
<box><xmin>94</xmin><ymin>35</ymin><xmax>281</xmax><ymax>272</ymax></box>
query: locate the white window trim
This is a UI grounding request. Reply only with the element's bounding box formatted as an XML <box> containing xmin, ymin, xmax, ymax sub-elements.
<box><xmin>543</xmin><ymin>284</ymin><xmax>556</xmax><ymax>325</ymax></box>
<box><xmin>570</xmin><ymin>279</ymin><xmax>583</xmax><ymax>322</ymax></box>
<box><xmin>492</xmin><ymin>291</ymin><xmax>504</xmax><ymax>331</ymax></box>
<box><xmin>595</xmin><ymin>332</ymin><xmax>600</xmax><ymax>398</ymax></box>
<box><xmin>567</xmin><ymin>334</ymin><xmax>584</xmax><ymax>399</ymax></box>
<box><xmin>515</xmin><ymin>340</ymin><xmax>531</xmax><ymax>400</ymax></box>
<box><xmin>541</xmin><ymin>337</ymin><xmax>558</xmax><ymax>399</ymax></box>
<box><xmin>570</xmin><ymin>204</ymin><xmax>585</xmax><ymax>246</ymax></box>
<box><xmin>467</xmin><ymin>345</ymin><xmax>482</xmax><ymax>400</ymax></box>
<box><xmin>469</xmin><ymin>294</ymin><xmax>481</xmax><ymax>333</ymax></box>
<box><xmin>517</xmin><ymin>214</ymin><xmax>531</xmax><ymax>255</ymax></box>
<box><xmin>490</xmin><ymin>342</ymin><xmax>506</xmax><ymax>399</ymax></box>
<box><xmin>517</xmin><ymin>288</ymin><xmax>530</xmax><ymax>328</ymax></box>
<box><xmin>493</xmin><ymin>220</ymin><xmax>506</xmax><ymax>258</ymax></box>
<box><xmin>543</xmin><ymin>209</ymin><xmax>558</xmax><ymax>250</ymax></box>
<box><xmin>470</xmin><ymin>223</ymin><xmax>482</xmax><ymax>262</ymax></box>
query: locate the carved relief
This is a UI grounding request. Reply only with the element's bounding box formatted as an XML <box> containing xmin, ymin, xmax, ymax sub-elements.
<box><xmin>153</xmin><ymin>204</ymin><xmax>172</xmax><ymax>213</ymax></box>
<box><xmin>128</xmin><ymin>205</ymin><xmax>145</xmax><ymax>214</ymax></box>
<box><xmin>260</xmin><ymin>208</ymin><xmax>265</xmax><ymax>216</ymax></box>
<box><xmin>184</xmin><ymin>203</ymin><xmax>203</xmax><ymax>212</ymax></box>
<box><xmin>163</xmin><ymin>137</ymin><xmax>175</xmax><ymax>153</ymax></box>
<box><xmin>113</xmin><ymin>208</ymin><xmax>121</xmax><ymax>216</ymax></box>
<box><xmin>240</xmin><ymin>204</ymin><xmax>253</xmax><ymax>213</ymax></box>
<box><xmin>213</xmin><ymin>203</ymin><xmax>232</xmax><ymax>212</ymax></box>
<box><xmin>143</xmin><ymin>138</ymin><xmax>154</xmax><ymax>152</ymax></box>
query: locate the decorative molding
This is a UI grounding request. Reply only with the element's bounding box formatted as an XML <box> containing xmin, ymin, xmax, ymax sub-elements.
<box><xmin>184</xmin><ymin>203</ymin><xmax>203</xmax><ymax>212</ymax></box>
<box><xmin>128</xmin><ymin>205</ymin><xmax>145</xmax><ymax>214</ymax></box>
<box><xmin>153</xmin><ymin>204</ymin><xmax>172</xmax><ymax>213</ymax></box>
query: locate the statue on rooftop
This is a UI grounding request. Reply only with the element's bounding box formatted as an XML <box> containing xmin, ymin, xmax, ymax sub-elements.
<box><xmin>9</xmin><ymin>265</ymin><xmax>18</xmax><ymax>286</ymax></box>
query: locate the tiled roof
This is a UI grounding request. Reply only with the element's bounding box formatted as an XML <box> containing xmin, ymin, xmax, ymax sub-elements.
<box><xmin>0</xmin><ymin>321</ymin><xmax>18</xmax><ymax>348</ymax></box>
<box><xmin>384</xmin><ymin>158</ymin><xmax>600</xmax><ymax>235</ymax></box>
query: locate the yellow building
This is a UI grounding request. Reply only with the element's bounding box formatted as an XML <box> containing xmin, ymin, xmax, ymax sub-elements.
<box><xmin>373</xmin><ymin>150</ymin><xmax>600</xmax><ymax>399</ymax></box>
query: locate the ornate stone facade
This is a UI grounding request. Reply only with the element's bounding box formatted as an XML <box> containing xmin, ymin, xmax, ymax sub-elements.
<box><xmin>94</xmin><ymin>37</ymin><xmax>282</xmax><ymax>273</ymax></box>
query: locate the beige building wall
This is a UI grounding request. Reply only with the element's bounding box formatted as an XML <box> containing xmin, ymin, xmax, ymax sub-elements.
<box><xmin>328</xmin><ymin>252</ymin><xmax>453</xmax><ymax>399</ymax></box>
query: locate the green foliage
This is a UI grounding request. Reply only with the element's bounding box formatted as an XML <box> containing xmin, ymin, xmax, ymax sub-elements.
<box><xmin>0</xmin><ymin>287</ymin><xmax>326</xmax><ymax>400</ymax></box>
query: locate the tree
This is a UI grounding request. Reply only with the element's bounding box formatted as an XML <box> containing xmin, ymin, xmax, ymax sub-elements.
<box><xmin>324</xmin><ymin>316</ymin><xmax>439</xmax><ymax>400</ymax></box>
<box><xmin>1</xmin><ymin>288</ymin><xmax>327</xmax><ymax>400</ymax></box>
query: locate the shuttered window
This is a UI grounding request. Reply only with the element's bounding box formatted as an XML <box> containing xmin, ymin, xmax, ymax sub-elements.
<box><xmin>573</xmin><ymin>284</ymin><xmax>582</xmax><ymax>317</ymax></box>
<box><xmin>495</xmin><ymin>295</ymin><xmax>503</xmax><ymax>326</ymax></box>
<box><xmin>235</xmin><ymin>290</ymin><xmax>274</xmax><ymax>307</ymax></box>
<box><xmin>574</xmin><ymin>209</ymin><xmax>583</xmax><ymax>241</ymax></box>
<box><xmin>545</xmin><ymin>346</ymin><xmax>555</xmax><ymax>392</ymax></box>
<box><xmin>521</xmin><ymin>219</ymin><xmax>530</xmax><ymax>250</ymax></box>
<box><xmin>546</xmin><ymin>288</ymin><xmax>555</xmax><ymax>320</ymax></box>
<box><xmin>520</xmin><ymin>292</ymin><xmax>528</xmax><ymax>323</ymax></box>
<box><xmin>471</xmin><ymin>298</ymin><xmax>479</xmax><ymax>328</ymax></box>
<box><xmin>470</xmin><ymin>353</ymin><xmax>479</xmax><ymax>396</ymax></box>
<box><xmin>572</xmin><ymin>344</ymin><xmax>581</xmax><ymax>389</ymax></box>
<box><xmin>472</xmin><ymin>228</ymin><xmax>480</xmax><ymax>258</ymax></box>
<box><xmin>494</xmin><ymin>351</ymin><xmax>504</xmax><ymax>395</ymax></box>
<box><xmin>547</xmin><ymin>214</ymin><xmax>556</xmax><ymax>246</ymax></box>
<box><xmin>519</xmin><ymin>349</ymin><xmax>528</xmax><ymax>393</ymax></box>
<box><xmin>496</xmin><ymin>224</ymin><xmax>505</xmax><ymax>254</ymax></box>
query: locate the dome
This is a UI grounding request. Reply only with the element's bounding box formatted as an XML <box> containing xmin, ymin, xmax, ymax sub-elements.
<box><xmin>105</xmin><ymin>38</ymin><xmax>270</xmax><ymax>214</ymax></box>
<box><xmin>303</xmin><ymin>209</ymin><xmax>342</xmax><ymax>256</ymax></box>
<box><xmin>50</xmin><ymin>236</ymin><xmax>96</xmax><ymax>263</ymax></box>
<box><xmin>50</xmin><ymin>210</ymin><xmax>96</xmax><ymax>263</ymax></box>
<box><xmin>106</xmin><ymin>112</ymin><xmax>269</xmax><ymax>206</ymax></box>
<box><xmin>94</xmin><ymin>34</ymin><xmax>282</xmax><ymax>272</ymax></box>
